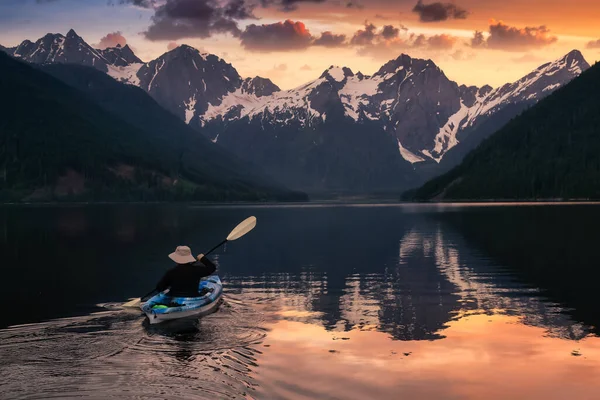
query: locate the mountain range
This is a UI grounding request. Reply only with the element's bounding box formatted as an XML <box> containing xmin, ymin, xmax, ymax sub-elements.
<box><xmin>1</xmin><ymin>29</ymin><xmax>591</xmax><ymax>193</ymax></box>
<box><xmin>408</xmin><ymin>59</ymin><xmax>600</xmax><ymax>201</ymax></box>
<box><xmin>0</xmin><ymin>50</ymin><xmax>305</xmax><ymax>202</ymax></box>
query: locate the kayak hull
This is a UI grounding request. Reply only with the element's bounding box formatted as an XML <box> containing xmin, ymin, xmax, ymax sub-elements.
<box><xmin>140</xmin><ymin>275</ymin><xmax>223</xmax><ymax>325</ymax></box>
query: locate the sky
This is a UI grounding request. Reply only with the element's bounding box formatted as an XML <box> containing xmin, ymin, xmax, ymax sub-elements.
<box><xmin>1</xmin><ymin>0</ymin><xmax>599</xmax><ymax>89</ymax></box>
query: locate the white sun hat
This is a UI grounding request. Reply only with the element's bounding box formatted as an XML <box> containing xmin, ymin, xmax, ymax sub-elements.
<box><xmin>168</xmin><ymin>246</ymin><xmax>196</xmax><ymax>264</ymax></box>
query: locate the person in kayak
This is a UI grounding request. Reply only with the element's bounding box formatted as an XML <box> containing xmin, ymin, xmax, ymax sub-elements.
<box><xmin>155</xmin><ymin>246</ymin><xmax>217</xmax><ymax>297</ymax></box>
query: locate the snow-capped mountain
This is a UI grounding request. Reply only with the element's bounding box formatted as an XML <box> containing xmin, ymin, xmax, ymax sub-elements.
<box><xmin>1</xmin><ymin>29</ymin><xmax>590</xmax><ymax>191</ymax></box>
<box><xmin>134</xmin><ymin>45</ymin><xmax>243</xmax><ymax>124</ymax></box>
<box><xmin>100</xmin><ymin>44</ymin><xmax>142</xmax><ymax>67</ymax></box>
<box><xmin>201</xmin><ymin>51</ymin><xmax>588</xmax><ymax>165</ymax></box>
<box><xmin>10</xmin><ymin>29</ymin><xmax>115</xmax><ymax>72</ymax></box>
<box><xmin>436</xmin><ymin>50</ymin><xmax>590</xmax><ymax>160</ymax></box>
<box><xmin>241</xmin><ymin>76</ymin><xmax>281</xmax><ymax>97</ymax></box>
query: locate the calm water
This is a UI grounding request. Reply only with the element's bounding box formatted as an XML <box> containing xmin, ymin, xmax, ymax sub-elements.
<box><xmin>1</xmin><ymin>203</ymin><xmax>600</xmax><ymax>399</ymax></box>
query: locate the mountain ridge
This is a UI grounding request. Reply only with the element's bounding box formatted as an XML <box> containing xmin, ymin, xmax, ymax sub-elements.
<box><xmin>407</xmin><ymin>60</ymin><xmax>600</xmax><ymax>201</ymax></box>
<box><xmin>2</xmin><ymin>30</ymin><xmax>590</xmax><ymax>192</ymax></box>
<box><xmin>0</xmin><ymin>51</ymin><xmax>306</xmax><ymax>202</ymax></box>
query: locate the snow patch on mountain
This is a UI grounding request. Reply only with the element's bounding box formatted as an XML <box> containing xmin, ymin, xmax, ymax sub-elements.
<box><xmin>398</xmin><ymin>140</ymin><xmax>425</xmax><ymax>164</ymax></box>
<box><xmin>107</xmin><ymin>63</ymin><xmax>143</xmax><ymax>86</ymax></box>
<box><xmin>430</xmin><ymin>102</ymin><xmax>469</xmax><ymax>160</ymax></box>
<box><xmin>203</xmin><ymin>77</ymin><xmax>327</xmax><ymax>125</ymax></box>
<box><xmin>338</xmin><ymin>75</ymin><xmax>382</xmax><ymax>121</ymax></box>
<box><xmin>184</xmin><ymin>94</ymin><xmax>197</xmax><ymax>124</ymax></box>
<box><xmin>328</xmin><ymin>67</ymin><xmax>346</xmax><ymax>82</ymax></box>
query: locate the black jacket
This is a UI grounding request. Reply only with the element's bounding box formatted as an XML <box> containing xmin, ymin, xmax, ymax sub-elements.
<box><xmin>155</xmin><ymin>256</ymin><xmax>217</xmax><ymax>297</ymax></box>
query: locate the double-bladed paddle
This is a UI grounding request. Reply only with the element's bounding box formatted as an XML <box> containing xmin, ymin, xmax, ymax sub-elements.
<box><xmin>123</xmin><ymin>216</ymin><xmax>257</xmax><ymax>308</ymax></box>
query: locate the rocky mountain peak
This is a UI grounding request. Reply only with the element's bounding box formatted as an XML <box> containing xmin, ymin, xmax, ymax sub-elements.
<box><xmin>101</xmin><ymin>44</ymin><xmax>143</xmax><ymax>66</ymax></box>
<box><xmin>320</xmin><ymin>66</ymin><xmax>354</xmax><ymax>83</ymax></box>
<box><xmin>241</xmin><ymin>76</ymin><xmax>280</xmax><ymax>97</ymax></box>
<box><xmin>66</xmin><ymin>29</ymin><xmax>79</xmax><ymax>39</ymax></box>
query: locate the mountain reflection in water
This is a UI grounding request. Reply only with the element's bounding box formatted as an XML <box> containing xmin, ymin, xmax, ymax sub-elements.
<box><xmin>0</xmin><ymin>204</ymin><xmax>598</xmax><ymax>399</ymax></box>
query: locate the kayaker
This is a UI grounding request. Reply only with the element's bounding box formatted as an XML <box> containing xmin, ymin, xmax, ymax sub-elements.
<box><xmin>155</xmin><ymin>246</ymin><xmax>217</xmax><ymax>297</ymax></box>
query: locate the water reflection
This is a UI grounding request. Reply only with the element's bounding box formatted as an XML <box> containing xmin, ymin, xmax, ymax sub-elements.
<box><xmin>254</xmin><ymin>313</ymin><xmax>600</xmax><ymax>400</ymax></box>
<box><xmin>1</xmin><ymin>204</ymin><xmax>600</xmax><ymax>399</ymax></box>
<box><xmin>226</xmin><ymin>216</ymin><xmax>592</xmax><ymax>343</ymax></box>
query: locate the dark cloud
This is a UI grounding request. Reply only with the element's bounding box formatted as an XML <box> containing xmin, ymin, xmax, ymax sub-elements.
<box><xmin>240</xmin><ymin>20</ymin><xmax>313</xmax><ymax>52</ymax></box>
<box><xmin>470</xmin><ymin>30</ymin><xmax>485</xmax><ymax>48</ymax></box>
<box><xmin>119</xmin><ymin>0</ymin><xmax>367</xmax><ymax>43</ymax></box>
<box><xmin>381</xmin><ymin>25</ymin><xmax>400</xmax><ymax>40</ymax></box>
<box><xmin>95</xmin><ymin>31</ymin><xmax>127</xmax><ymax>49</ymax></box>
<box><xmin>142</xmin><ymin>0</ymin><xmax>256</xmax><ymax>41</ymax></box>
<box><xmin>412</xmin><ymin>0</ymin><xmax>469</xmax><ymax>23</ymax></box>
<box><xmin>260</xmin><ymin>0</ymin><xmax>326</xmax><ymax>12</ymax></box>
<box><xmin>313</xmin><ymin>31</ymin><xmax>347</xmax><ymax>47</ymax></box>
<box><xmin>224</xmin><ymin>0</ymin><xmax>255</xmax><ymax>19</ymax></box>
<box><xmin>352</xmin><ymin>22</ymin><xmax>458</xmax><ymax>59</ymax></box>
<box><xmin>346</xmin><ymin>0</ymin><xmax>364</xmax><ymax>9</ymax></box>
<box><xmin>586</xmin><ymin>39</ymin><xmax>600</xmax><ymax>49</ymax></box>
<box><xmin>118</xmin><ymin>0</ymin><xmax>157</xmax><ymax>8</ymax></box>
<box><xmin>471</xmin><ymin>20</ymin><xmax>558</xmax><ymax>51</ymax></box>
<box><xmin>350</xmin><ymin>22</ymin><xmax>377</xmax><ymax>45</ymax></box>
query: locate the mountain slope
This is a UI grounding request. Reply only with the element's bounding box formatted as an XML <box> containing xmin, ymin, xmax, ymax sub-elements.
<box><xmin>409</xmin><ymin>61</ymin><xmax>600</xmax><ymax>200</ymax></box>
<box><xmin>201</xmin><ymin>52</ymin><xmax>587</xmax><ymax>165</ymax></box>
<box><xmin>202</xmin><ymin>67</ymin><xmax>417</xmax><ymax>192</ymax></box>
<box><xmin>427</xmin><ymin>50</ymin><xmax>589</xmax><ymax>175</ymax></box>
<box><xmin>0</xmin><ymin>52</ymin><xmax>305</xmax><ymax>202</ymax></box>
<box><xmin>4</xmin><ymin>30</ymin><xmax>589</xmax><ymax>193</ymax></box>
<box><xmin>0</xmin><ymin>44</ymin><xmax>14</xmax><ymax>54</ymax></box>
<box><xmin>10</xmin><ymin>31</ymin><xmax>586</xmax><ymax>168</ymax></box>
<box><xmin>100</xmin><ymin>44</ymin><xmax>142</xmax><ymax>66</ymax></box>
<box><xmin>39</xmin><ymin>62</ymin><xmax>302</xmax><ymax>197</ymax></box>
<box><xmin>12</xmin><ymin>29</ymin><xmax>113</xmax><ymax>72</ymax></box>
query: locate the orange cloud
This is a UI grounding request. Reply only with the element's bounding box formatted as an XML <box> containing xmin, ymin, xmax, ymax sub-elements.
<box><xmin>471</xmin><ymin>20</ymin><xmax>558</xmax><ymax>51</ymax></box>
<box><xmin>420</xmin><ymin>33</ymin><xmax>457</xmax><ymax>49</ymax></box>
<box><xmin>240</xmin><ymin>20</ymin><xmax>313</xmax><ymax>52</ymax></box>
<box><xmin>586</xmin><ymin>39</ymin><xmax>600</xmax><ymax>49</ymax></box>
<box><xmin>351</xmin><ymin>22</ymin><xmax>458</xmax><ymax>59</ymax></box>
<box><xmin>95</xmin><ymin>31</ymin><xmax>127</xmax><ymax>49</ymax></box>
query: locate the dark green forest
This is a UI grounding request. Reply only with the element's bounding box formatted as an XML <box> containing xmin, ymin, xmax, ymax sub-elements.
<box><xmin>0</xmin><ymin>52</ymin><xmax>306</xmax><ymax>202</ymax></box>
<box><xmin>408</xmin><ymin>61</ymin><xmax>600</xmax><ymax>201</ymax></box>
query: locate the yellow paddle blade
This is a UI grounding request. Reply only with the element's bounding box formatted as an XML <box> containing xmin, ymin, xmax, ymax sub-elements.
<box><xmin>122</xmin><ymin>298</ymin><xmax>142</xmax><ymax>308</ymax></box>
<box><xmin>227</xmin><ymin>216</ymin><xmax>257</xmax><ymax>241</ymax></box>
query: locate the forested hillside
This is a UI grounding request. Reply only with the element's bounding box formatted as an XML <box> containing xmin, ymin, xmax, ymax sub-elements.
<box><xmin>0</xmin><ymin>52</ymin><xmax>306</xmax><ymax>202</ymax></box>
<box><xmin>409</xmin><ymin>61</ymin><xmax>600</xmax><ymax>201</ymax></box>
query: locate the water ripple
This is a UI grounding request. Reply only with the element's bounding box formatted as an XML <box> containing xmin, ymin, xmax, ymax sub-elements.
<box><xmin>0</xmin><ymin>296</ymin><xmax>268</xmax><ymax>399</ymax></box>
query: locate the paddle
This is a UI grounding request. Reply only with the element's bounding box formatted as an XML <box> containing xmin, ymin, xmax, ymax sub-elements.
<box><xmin>123</xmin><ymin>216</ymin><xmax>257</xmax><ymax>308</ymax></box>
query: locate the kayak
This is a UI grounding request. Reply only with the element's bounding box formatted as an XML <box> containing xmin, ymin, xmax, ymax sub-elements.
<box><xmin>140</xmin><ymin>275</ymin><xmax>223</xmax><ymax>325</ymax></box>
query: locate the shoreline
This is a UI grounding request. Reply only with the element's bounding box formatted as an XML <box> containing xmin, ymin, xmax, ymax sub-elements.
<box><xmin>2</xmin><ymin>199</ymin><xmax>600</xmax><ymax>207</ymax></box>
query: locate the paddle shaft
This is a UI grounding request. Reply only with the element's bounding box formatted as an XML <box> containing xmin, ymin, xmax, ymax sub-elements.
<box><xmin>204</xmin><ymin>239</ymin><xmax>228</xmax><ymax>258</ymax></box>
<box><xmin>134</xmin><ymin>217</ymin><xmax>255</xmax><ymax>305</ymax></box>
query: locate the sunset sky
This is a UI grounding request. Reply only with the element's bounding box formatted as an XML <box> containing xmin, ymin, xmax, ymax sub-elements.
<box><xmin>1</xmin><ymin>0</ymin><xmax>599</xmax><ymax>89</ymax></box>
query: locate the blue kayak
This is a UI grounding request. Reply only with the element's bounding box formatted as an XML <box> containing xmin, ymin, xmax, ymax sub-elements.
<box><xmin>140</xmin><ymin>275</ymin><xmax>223</xmax><ymax>324</ymax></box>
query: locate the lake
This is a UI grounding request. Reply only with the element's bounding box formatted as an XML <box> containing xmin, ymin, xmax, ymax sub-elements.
<box><xmin>1</xmin><ymin>203</ymin><xmax>599</xmax><ymax>399</ymax></box>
